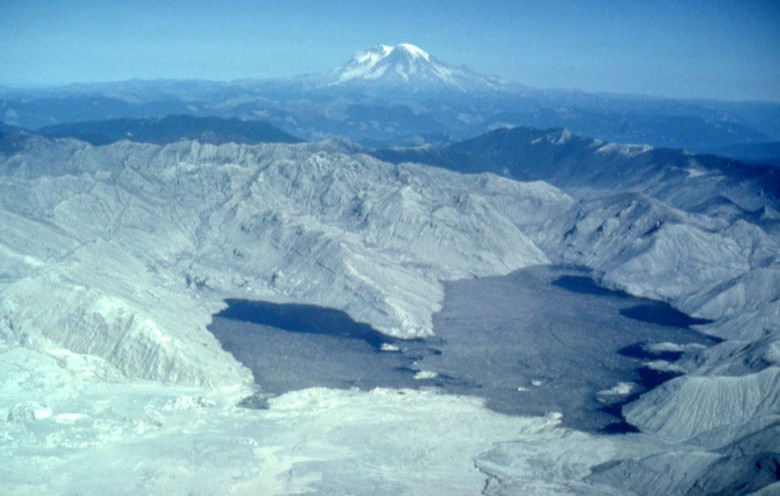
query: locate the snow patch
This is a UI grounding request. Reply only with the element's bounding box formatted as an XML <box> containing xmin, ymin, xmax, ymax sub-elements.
<box><xmin>596</xmin><ymin>142</ymin><xmax>653</xmax><ymax>158</ymax></box>
<box><xmin>52</xmin><ymin>412</ymin><xmax>89</xmax><ymax>423</ymax></box>
<box><xmin>597</xmin><ymin>382</ymin><xmax>637</xmax><ymax>397</ymax></box>
<box><xmin>380</xmin><ymin>343</ymin><xmax>400</xmax><ymax>352</ymax></box>
<box><xmin>397</xmin><ymin>43</ymin><xmax>430</xmax><ymax>61</ymax></box>
<box><xmin>413</xmin><ymin>370</ymin><xmax>438</xmax><ymax>380</ymax></box>
<box><xmin>644</xmin><ymin>342</ymin><xmax>705</xmax><ymax>354</ymax></box>
<box><xmin>643</xmin><ymin>360</ymin><xmax>686</xmax><ymax>373</ymax></box>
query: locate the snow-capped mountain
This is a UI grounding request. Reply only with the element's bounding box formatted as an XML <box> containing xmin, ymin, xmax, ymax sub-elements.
<box><xmin>324</xmin><ymin>43</ymin><xmax>504</xmax><ymax>92</ymax></box>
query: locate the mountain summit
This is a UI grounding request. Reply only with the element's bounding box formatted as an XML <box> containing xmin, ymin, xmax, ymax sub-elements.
<box><xmin>325</xmin><ymin>43</ymin><xmax>503</xmax><ymax>92</ymax></box>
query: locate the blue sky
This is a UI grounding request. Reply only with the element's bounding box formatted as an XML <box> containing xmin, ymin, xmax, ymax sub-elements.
<box><xmin>2</xmin><ymin>0</ymin><xmax>779</xmax><ymax>102</ymax></box>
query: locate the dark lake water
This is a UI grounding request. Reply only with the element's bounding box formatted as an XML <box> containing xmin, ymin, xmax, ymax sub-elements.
<box><xmin>216</xmin><ymin>300</ymin><xmax>392</xmax><ymax>349</ymax></box>
<box><xmin>208</xmin><ymin>265</ymin><xmax>719</xmax><ymax>433</ymax></box>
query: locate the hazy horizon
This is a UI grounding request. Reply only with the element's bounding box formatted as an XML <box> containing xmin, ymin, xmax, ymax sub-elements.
<box><xmin>2</xmin><ymin>0</ymin><xmax>779</xmax><ymax>103</ymax></box>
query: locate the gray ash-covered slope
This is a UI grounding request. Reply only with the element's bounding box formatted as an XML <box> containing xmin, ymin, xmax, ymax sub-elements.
<box><xmin>0</xmin><ymin>134</ymin><xmax>561</xmax><ymax>383</ymax></box>
<box><xmin>1</xmin><ymin>126</ymin><xmax>779</xmax><ymax>494</ymax></box>
<box><xmin>36</xmin><ymin>115</ymin><xmax>301</xmax><ymax>146</ymax></box>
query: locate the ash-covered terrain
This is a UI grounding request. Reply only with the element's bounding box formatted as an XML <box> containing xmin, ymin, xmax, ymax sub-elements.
<box><xmin>1</xmin><ymin>127</ymin><xmax>778</xmax><ymax>494</ymax></box>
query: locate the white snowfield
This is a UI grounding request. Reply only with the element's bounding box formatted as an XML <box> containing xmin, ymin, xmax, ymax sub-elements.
<box><xmin>1</xmin><ymin>137</ymin><xmax>778</xmax><ymax>494</ymax></box>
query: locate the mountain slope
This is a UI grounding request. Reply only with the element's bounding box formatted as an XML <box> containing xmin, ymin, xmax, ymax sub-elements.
<box><xmin>37</xmin><ymin>115</ymin><xmax>301</xmax><ymax>146</ymax></box>
<box><xmin>371</xmin><ymin>126</ymin><xmax>780</xmax><ymax>212</ymax></box>
<box><xmin>0</xmin><ymin>132</ymin><xmax>779</xmax><ymax>494</ymax></box>
<box><xmin>708</xmin><ymin>141</ymin><xmax>780</xmax><ymax>167</ymax></box>
<box><xmin>0</xmin><ymin>137</ymin><xmax>565</xmax><ymax>384</ymax></box>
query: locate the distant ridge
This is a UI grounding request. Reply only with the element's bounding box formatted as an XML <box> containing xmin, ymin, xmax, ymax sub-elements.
<box><xmin>36</xmin><ymin>115</ymin><xmax>302</xmax><ymax>146</ymax></box>
<box><xmin>0</xmin><ymin>122</ymin><xmax>23</xmax><ymax>134</ymax></box>
<box><xmin>371</xmin><ymin>126</ymin><xmax>780</xmax><ymax>209</ymax></box>
<box><xmin>2</xmin><ymin>44</ymin><xmax>779</xmax><ymax>150</ymax></box>
<box><xmin>707</xmin><ymin>141</ymin><xmax>780</xmax><ymax>167</ymax></box>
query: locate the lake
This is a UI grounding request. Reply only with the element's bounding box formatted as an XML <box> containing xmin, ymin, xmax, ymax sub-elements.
<box><xmin>208</xmin><ymin>265</ymin><xmax>718</xmax><ymax>432</ymax></box>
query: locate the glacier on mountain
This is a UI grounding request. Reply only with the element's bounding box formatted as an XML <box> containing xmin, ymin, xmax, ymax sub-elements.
<box><xmin>326</xmin><ymin>42</ymin><xmax>503</xmax><ymax>91</ymax></box>
<box><xmin>1</xmin><ymin>134</ymin><xmax>778</xmax><ymax>494</ymax></box>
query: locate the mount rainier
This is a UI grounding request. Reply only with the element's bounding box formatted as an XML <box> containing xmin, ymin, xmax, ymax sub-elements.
<box><xmin>322</xmin><ymin>43</ymin><xmax>504</xmax><ymax>92</ymax></box>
